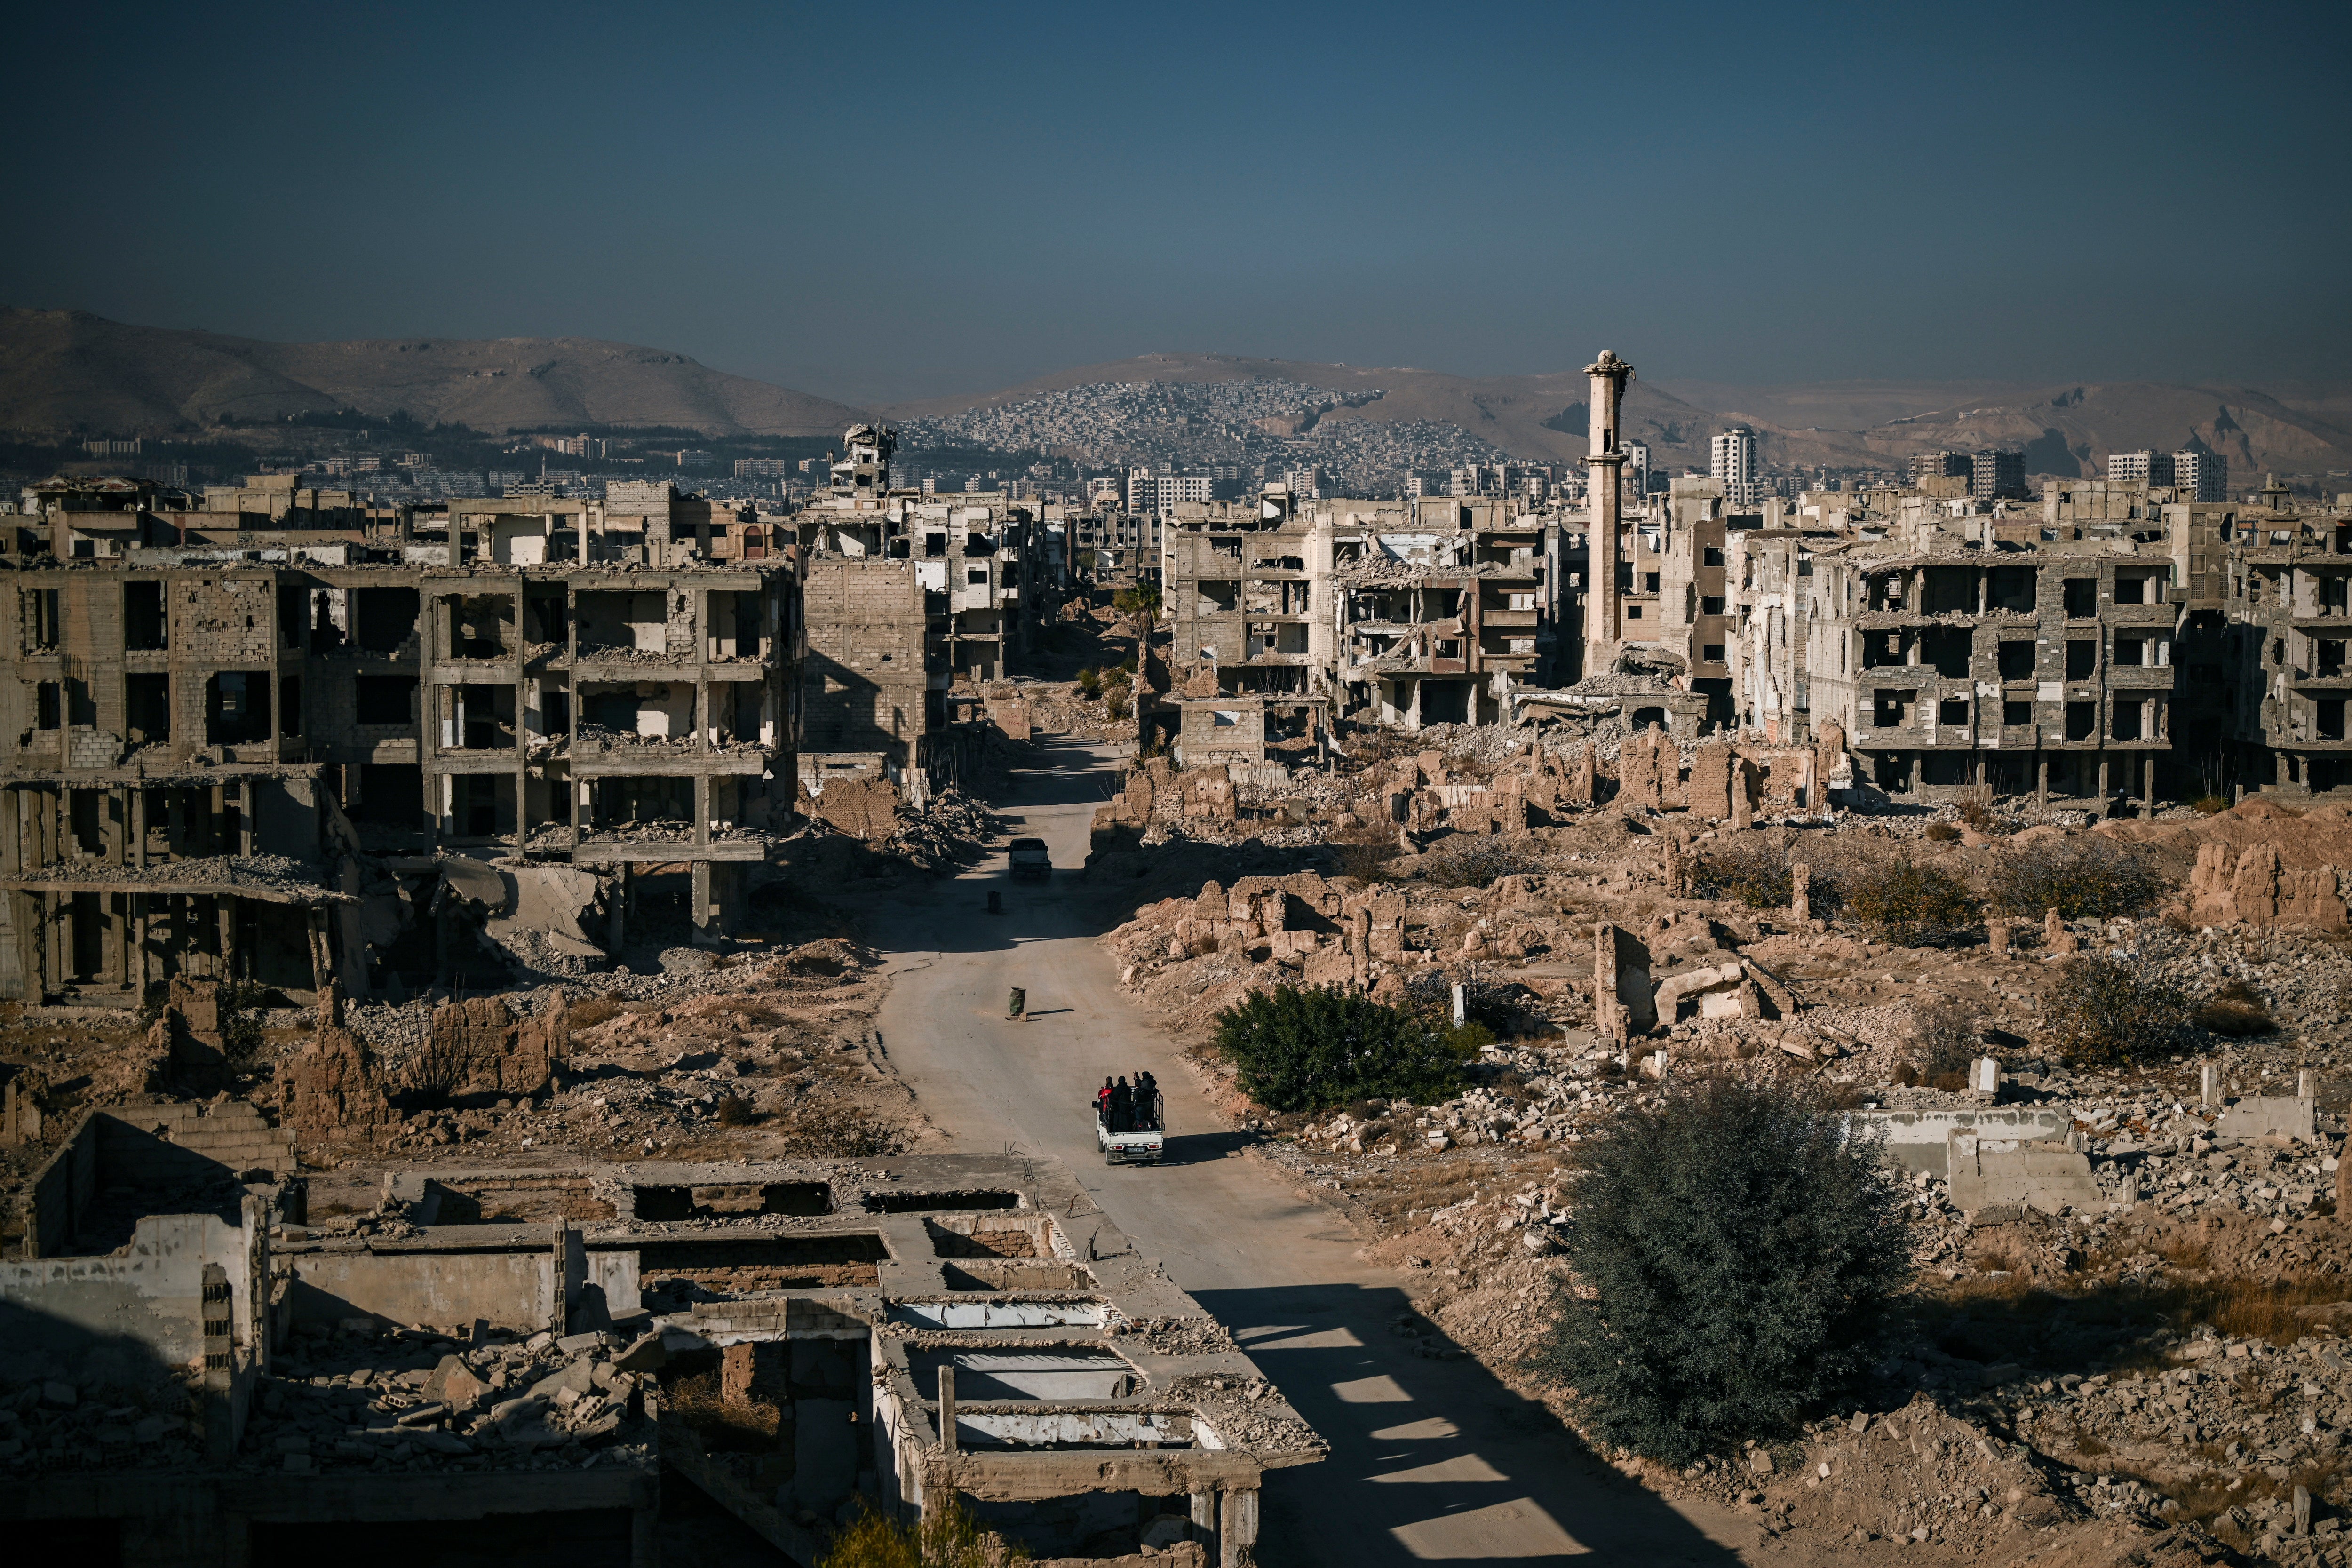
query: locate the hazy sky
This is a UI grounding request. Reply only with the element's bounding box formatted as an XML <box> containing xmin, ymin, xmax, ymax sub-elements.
<box><xmin>6</xmin><ymin>1</ymin><xmax>2346</xmax><ymax>404</ymax></box>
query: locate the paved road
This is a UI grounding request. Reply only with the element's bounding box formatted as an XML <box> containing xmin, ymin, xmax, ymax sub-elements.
<box><xmin>869</xmin><ymin>739</ymin><xmax>1752</xmax><ymax>1566</ymax></box>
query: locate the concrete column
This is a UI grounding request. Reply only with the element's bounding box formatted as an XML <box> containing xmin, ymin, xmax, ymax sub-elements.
<box><xmin>2097</xmin><ymin>750</ymin><xmax>2110</xmax><ymax>811</ymax></box>
<box><xmin>1190</xmin><ymin>1491</ymin><xmax>1220</xmax><ymax>1563</ymax></box>
<box><xmin>1221</xmin><ymin>1488</ymin><xmax>1259</xmax><ymax>1568</ymax></box>
<box><xmin>691</xmin><ymin>861</ymin><xmax>716</xmax><ymax>947</ymax></box>
<box><xmin>2036</xmin><ymin>750</ymin><xmax>2048</xmax><ymax>804</ymax></box>
<box><xmin>938</xmin><ymin>1365</ymin><xmax>957</xmax><ymax>1453</ymax></box>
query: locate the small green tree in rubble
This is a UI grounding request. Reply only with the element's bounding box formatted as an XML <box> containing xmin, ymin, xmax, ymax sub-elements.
<box><xmin>1532</xmin><ymin>1075</ymin><xmax>1911</xmax><ymax>1464</ymax></box>
<box><xmin>1212</xmin><ymin>984</ymin><xmax>1470</xmax><ymax>1112</ymax></box>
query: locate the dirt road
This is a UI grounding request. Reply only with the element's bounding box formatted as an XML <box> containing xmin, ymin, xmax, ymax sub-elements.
<box><xmin>867</xmin><ymin>740</ymin><xmax>1757</xmax><ymax>1565</ymax></box>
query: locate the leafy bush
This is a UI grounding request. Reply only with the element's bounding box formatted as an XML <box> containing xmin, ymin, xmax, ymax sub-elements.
<box><xmin>1842</xmin><ymin>855</ymin><xmax>1979</xmax><ymax>945</ymax></box>
<box><xmin>1075</xmin><ymin>667</ymin><xmax>1101</xmax><ymax>699</ymax></box>
<box><xmin>1213</xmin><ymin>985</ymin><xmax>1471</xmax><ymax>1112</ymax></box>
<box><xmin>1104</xmin><ymin>687</ymin><xmax>1132</xmax><ymax>721</ymax></box>
<box><xmin>1696</xmin><ymin>837</ymin><xmax>1794</xmax><ymax>909</ymax></box>
<box><xmin>1986</xmin><ymin>838</ymin><xmax>2166</xmax><ymax>920</ymax></box>
<box><xmin>1531</xmin><ymin>1076</ymin><xmax>1911</xmax><ymax>1464</ymax></box>
<box><xmin>2037</xmin><ymin>955</ymin><xmax>2193</xmax><ymax>1065</ymax></box>
<box><xmin>2193</xmin><ymin>977</ymin><xmax>2275</xmax><ymax>1037</ymax></box>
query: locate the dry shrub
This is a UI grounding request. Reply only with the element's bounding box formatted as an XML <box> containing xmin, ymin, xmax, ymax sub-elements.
<box><xmin>2193</xmin><ymin>795</ymin><xmax>2231</xmax><ymax>815</ymax></box>
<box><xmin>1923</xmin><ymin>821</ymin><xmax>1962</xmax><ymax>843</ymax></box>
<box><xmin>566</xmin><ymin>996</ymin><xmax>622</xmax><ymax>1030</ymax></box>
<box><xmin>715</xmin><ymin>1094</ymin><xmax>755</xmax><ymax>1127</ymax></box>
<box><xmin>1988</xmin><ymin>837</ymin><xmax>2167</xmax><ymax>920</ymax></box>
<box><xmin>821</xmin><ymin>1496</ymin><xmax>1028</xmax><ymax>1568</ymax></box>
<box><xmin>2193</xmin><ymin>977</ymin><xmax>2275</xmax><ymax>1037</ymax></box>
<box><xmin>664</xmin><ymin>1369</ymin><xmax>780</xmax><ymax>1449</ymax></box>
<box><xmin>2038</xmin><ymin>954</ymin><xmax>2192</xmax><ymax>1065</ymax></box>
<box><xmin>2203</xmin><ymin>1274</ymin><xmax>2350</xmax><ymax>1347</ymax></box>
<box><xmin>1909</xmin><ymin>1000</ymin><xmax>1979</xmax><ymax>1080</ymax></box>
<box><xmin>1695</xmin><ymin>836</ymin><xmax>1794</xmax><ymax>909</ymax></box>
<box><xmin>2154</xmin><ymin>1234</ymin><xmax>2212</xmax><ymax>1271</ymax></box>
<box><xmin>1843</xmin><ymin>854</ymin><xmax>1979</xmax><ymax>945</ymax></box>
<box><xmin>1414</xmin><ymin>836</ymin><xmax>1546</xmax><ymax>891</ymax></box>
<box><xmin>1332</xmin><ymin>833</ymin><xmax>1401</xmax><ymax>885</ymax></box>
<box><xmin>1956</xmin><ymin>794</ymin><xmax>1996</xmax><ymax>833</ymax></box>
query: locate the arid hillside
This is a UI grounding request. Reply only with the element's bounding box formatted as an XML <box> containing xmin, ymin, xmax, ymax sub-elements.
<box><xmin>0</xmin><ymin>306</ymin><xmax>868</xmax><ymax>436</ymax></box>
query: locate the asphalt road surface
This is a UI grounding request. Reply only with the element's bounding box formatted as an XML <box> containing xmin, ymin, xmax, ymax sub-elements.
<box><xmin>870</xmin><ymin>738</ymin><xmax>1754</xmax><ymax>1566</ymax></box>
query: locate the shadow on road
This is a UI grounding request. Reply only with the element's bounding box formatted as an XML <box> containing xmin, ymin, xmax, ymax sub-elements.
<box><xmin>1197</xmin><ymin>1281</ymin><xmax>1746</xmax><ymax>1567</ymax></box>
<box><xmin>1153</xmin><ymin>1129</ymin><xmax>1261</xmax><ymax>1167</ymax></box>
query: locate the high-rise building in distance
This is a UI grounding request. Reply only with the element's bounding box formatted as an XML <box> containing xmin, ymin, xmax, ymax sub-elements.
<box><xmin>2175</xmin><ymin>449</ymin><xmax>2228</xmax><ymax>502</ymax></box>
<box><xmin>2106</xmin><ymin>450</ymin><xmax>2176</xmax><ymax>487</ymax></box>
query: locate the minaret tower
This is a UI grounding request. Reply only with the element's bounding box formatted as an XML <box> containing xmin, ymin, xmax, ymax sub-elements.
<box><xmin>1582</xmin><ymin>349</ymin><xmax>1634</xmax><ymax>678</ymax></box>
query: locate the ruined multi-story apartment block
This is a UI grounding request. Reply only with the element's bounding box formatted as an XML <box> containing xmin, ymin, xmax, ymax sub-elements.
<box><xmin>1719</xmin><ymin>470</ymin><xmax>2349</xmax><ymax>808</ymax></box>
<box><xmin>0</xmin><ymin>474</ymin><xmax>801</xmax><ymax>1004</ymax></box>
<box><xmin>1155</xmin><ymin>489</ymin><xmax>1566</xmax><ymax>759</ymax></box>
<box><xmin>790</xmin><ymin>426</ymin><xmax>1054</xmax><ymax>801</ymax></box>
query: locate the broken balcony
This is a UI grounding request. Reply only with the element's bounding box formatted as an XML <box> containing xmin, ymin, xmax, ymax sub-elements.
<box><xmin>576</xmin><ymin>682</ymin><xmax>697</xmax><ymax>756</ymax></box>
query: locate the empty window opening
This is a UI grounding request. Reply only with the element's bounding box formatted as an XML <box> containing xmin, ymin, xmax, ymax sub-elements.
<box><xmin>204</xmin><ymin>672</ymin><xmax>271</xmax><ymax>745</ymax></box>
<box><xmin>445</xmin><ymin>594</ymin><xmax>515</xmax><ymax>660</ymax></box>
<box><xmin>350</xmin><ymin>763</ymin><xmax>424</xmax><ymax>828</ymax></box>
<box><xmin>2322</xmin><ymin>699</ymin><xmax>2348</xmax><ymax>742</ymax></box>
<box><xmin>356</xmin><ymin>676</ymin><xmax>417</xmax><ymax>727</ymax></box>
<box><xmin>1937</xmin><ymin>699</ymin><xmax>1970</xmax><ymax>726</ymax></box>
<box><xmin>447</xmin><ymin>683</ymin><xmax>517</xmax><ymax>750</ymax></box>
<box><xmin>279</xmin><ymin>675</ymin><xmax>302</xmax><ymax>738</ymax></box>
<box><xmin>2066</xmin><ymin>701</ymin><xmax>2097</xmax><ymax>741</ymax></box>
<box><xmin>125</xmin><ymin>673</ymin><xmax>170</xmax><ymax>744</ymax></box>
<box><xmin>1988</xmin><ymin>565</ymin><xmax>2037</xmax><ymax>612</ymax></box>
<box><xmin>574</xmin><ymin>590</ymin><xmax>675</xmax><ymax>656</ymax></box>
<box><xmin>354</xmin><ymin>587</ymin><xmax>420</xmax><ymax>652</ymax></box>
<box><xmin>2065</xmin><ymin>641</ymin><xmax>2098</xmax><ymax>680</ymax></box>
<box><xmin>124</xmin><ymin>581</ymin><xmax>167</xmax><ymax>650</ymax></box>
<box><xmin>35</xmin><ymin>681</ymin><xmax>61</xmax><ymax>730</ymax></box>
<box><xmin>1997</xmin><ymin>640</ymin><xmax>2035</xmax><ymax>680</ymax></box>
<box><xmin>2113</xmin><ymin>697</ymin><xmax>2147</xmax><ymax>740</ymax></box>
<box><xmin>2002</xmin><ymin>700</ymin><xmax>2033</xmax><ymax>726</ymax></box>
<box><xmin>1922</xmin><ymin>626</ymin><xmax>1972</xmax><ymax>678</ymax></box>
<box><xmin>2063</xmin><ymin>578</ymin><xmax>2098</xmax><ymax>617</ymax></box>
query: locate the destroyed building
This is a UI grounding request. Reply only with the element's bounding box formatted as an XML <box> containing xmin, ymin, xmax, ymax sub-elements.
<box><xmin>0</xmin><ymin>1126</ymin><xmax>1321</xmax><ymax>1567</ymax></box>
<box><xmin>0</xmin><ymin>478</ymin><xmax>803</xmax><ymax>1003</ymax></box>
<box><xmin>1155</xmin><ymin>488</ymin><xmax>1568</xmax><ymax>757</ymax></box>
<box><xmin>790</xmin><ymin>427</ymin><xmax>1054</xmax><ymax>803</ymax></box>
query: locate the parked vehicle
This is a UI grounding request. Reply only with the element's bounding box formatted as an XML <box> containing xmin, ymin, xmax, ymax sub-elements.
<box><xmin>1008</xmin><ymin>837</ymin><xmax>1052</xmax><ymax>881</ymax></box>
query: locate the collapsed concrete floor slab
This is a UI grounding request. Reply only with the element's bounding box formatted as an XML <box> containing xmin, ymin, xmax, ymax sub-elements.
<box><xmin>0</xmin><ymin>1148</ymin><xmax>1321</xmax><ymax>1566</ymax></box>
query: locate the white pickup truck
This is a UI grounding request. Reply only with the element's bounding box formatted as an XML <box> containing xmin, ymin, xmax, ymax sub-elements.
<box><xmin>1096</xmin><ymin>1090</ymin><xmax>1165</xmax><ymax>1166</ymax></box>
<box><xmin>1008</xmin><ymin>837</ymin><xmax>1052</xmax><ymax>881</ymax></box>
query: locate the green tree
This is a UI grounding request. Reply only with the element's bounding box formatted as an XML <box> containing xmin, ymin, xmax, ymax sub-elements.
<box><xmin>1532</xmin><ymin>1076</ymin><xmax>1911</xmax><ymax>1465</ymax></box>
<box><xmin>1213</xmin><ymin>985</ymin><xmax>1470</xmax><ymax>1112</ymax></box>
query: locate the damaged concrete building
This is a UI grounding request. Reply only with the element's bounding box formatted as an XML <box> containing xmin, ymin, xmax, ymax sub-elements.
<box><xmin>790</xmin><ymin>426</ymin><xmax>1054</xmax><ymax>804</ymax></box>
<box><xmin>0</xmin><ymin>480</ymin><xmax>803</xmax><ymax>1003</ymax></box>
<box><xmin>0</xmin><ymin>1125</ymin><xmax>1320</xmax><ymax>1567</ymax></box>
<box><xmin>1155</xmin><ymin>488</ymin><xmax>1569</xmax><ymax>757</ymax></box>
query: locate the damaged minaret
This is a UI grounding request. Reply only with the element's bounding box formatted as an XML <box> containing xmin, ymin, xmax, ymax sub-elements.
<box><xmin>1581</xmin><ymin>348</ymin><xmax>1635</xmax><ymax>680</ymax></box>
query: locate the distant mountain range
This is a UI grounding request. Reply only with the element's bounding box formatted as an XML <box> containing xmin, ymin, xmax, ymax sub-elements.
<box><xmin>8</xmin><ymin>308</ymin><xmax>2350</xmax><ymax>484</ymax></box>
<box><xmin>0</xmin><ymin>307</ymin><xmax>864</xmax><ymax>437</ymax></box>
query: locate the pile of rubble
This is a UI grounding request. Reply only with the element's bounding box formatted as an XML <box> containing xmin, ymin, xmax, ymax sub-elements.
<box><xmin>236</xmin><ymin>1322</ymin><xmax>656</xmax><ymax>1475</ymax></box>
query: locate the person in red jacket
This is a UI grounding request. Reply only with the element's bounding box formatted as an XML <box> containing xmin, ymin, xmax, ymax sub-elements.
<box><xmin>1096</xmin><ymin>1077</ymin><xmax>1113</xmax><ymax>1123</ymax></box>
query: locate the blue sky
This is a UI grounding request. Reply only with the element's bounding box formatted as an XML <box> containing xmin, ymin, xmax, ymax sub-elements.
<box><xmin>6</xmin><ymin>0</ymin><xmax>2346</xmax><ymax>402</ymax></box>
